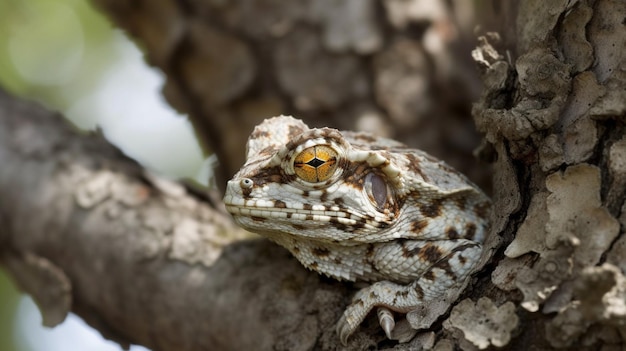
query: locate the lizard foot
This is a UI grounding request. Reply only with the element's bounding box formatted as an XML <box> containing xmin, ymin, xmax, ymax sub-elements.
<box><xmin>336</xmin><ymin>290</ymin><xmax>373</xmax><ymax>345</ymax></box>
<box><xmin>336</xmin><ymin>285</ymin><xmax>398</xmax><ymax>345</ymax></box>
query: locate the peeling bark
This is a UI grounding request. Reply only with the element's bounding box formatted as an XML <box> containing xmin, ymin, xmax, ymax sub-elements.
<box><xmin>473</xmin><ymin>0</ymin><xmax>626</xmax><ymax>350</ymax></box>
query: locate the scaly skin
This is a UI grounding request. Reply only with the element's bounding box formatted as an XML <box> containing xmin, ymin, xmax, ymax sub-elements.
<box><xmin>223</xmin><ymin>116</ymin><xmax>491</xmax><ymax>344</ymax></box>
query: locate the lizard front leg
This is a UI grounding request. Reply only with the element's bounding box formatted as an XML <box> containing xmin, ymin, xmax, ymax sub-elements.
<box><xmin>337</xmin><ymin>239</ymin><xmax>482</xmax><ymax>345</ymax></box>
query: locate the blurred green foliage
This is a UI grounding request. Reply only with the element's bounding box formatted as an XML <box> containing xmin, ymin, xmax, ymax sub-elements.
<box><xmin>0</xmin><ymin>269</ymin><xmax>22</xmax><ymax>351</ymax></box>
<box><xmin>0</xmin><ymin>0</ymin><xmax>117</xmax><ymax>111</ymax></box>
<box><xmin>0</xmin><ymin>0</ymin><xmax>208</xmax><ymax>347</ymax></box>
<box><xmin>0</xmin><ymin>1</ymin><xmax>121</xmax><ymax>349</ymax></box>
<box><xmin>0</xmin><ymin>0</ymin><xmax>207</xmax><ymax>180</ymax></box>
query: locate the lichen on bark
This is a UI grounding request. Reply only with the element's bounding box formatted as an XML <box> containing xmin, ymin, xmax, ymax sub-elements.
<box><xmin>474</xmin><ymin>0</ymin><xmax>626</xmax><ymax>349</ymax></box>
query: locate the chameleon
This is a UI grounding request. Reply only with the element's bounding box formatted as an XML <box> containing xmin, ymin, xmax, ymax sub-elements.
<box><xmin>223</xmin><ymin>116</ymin><xmax>491</xmax><ymax>344</ymax></box>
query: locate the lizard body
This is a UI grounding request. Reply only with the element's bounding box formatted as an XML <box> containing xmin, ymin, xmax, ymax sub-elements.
<box><xmin>223</xmin><ymin>116</ymin><xmax>491</xmax><ymax>344</ymax></box>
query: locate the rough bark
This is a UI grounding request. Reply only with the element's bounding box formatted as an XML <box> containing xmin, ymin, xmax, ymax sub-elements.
<box><xmin>471</xmin><ymin>0</ymin><xmax>626</xmax><ymax>350</ymax></box>
<box><xmin>90</xmin><ymin>0</ymin><xmax>489</xmax><ymax>192</ymax></box>
<box><xmin>1</xmin><ymin>0</ymin><xmax>625</xmax><ymax>350</ymax></box>
<box><xmin>0</xmin><ymin>89</ymin><xmax>350</xmax><ymax>351</ymax></box>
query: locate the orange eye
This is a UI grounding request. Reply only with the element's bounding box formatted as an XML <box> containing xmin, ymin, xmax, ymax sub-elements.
<box><xmin>293</xmin><ymin>145</ymin><xmax>338</xmax><ymax>183</ymax></box>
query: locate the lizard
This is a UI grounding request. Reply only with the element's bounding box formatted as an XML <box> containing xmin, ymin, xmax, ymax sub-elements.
<box><xmin>223</xmin><ymin>116</ymin><xmax>491</xmax><ymax>345</ymax></box>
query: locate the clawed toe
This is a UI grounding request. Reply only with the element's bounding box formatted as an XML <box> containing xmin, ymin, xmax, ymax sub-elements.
<box><xmin>336</xmin><ymin>314</ymin><xmax>355</xmax><ymax>346</ymax></box>
<box><xmin>377</xmin><ymin>307</ymin><xmax>395</xmax><ymax>339</ymax></box>
<box><xmin>337</xmin><ymin>307</ymin><xmax>399</xmax><ymax>345</ymax></box>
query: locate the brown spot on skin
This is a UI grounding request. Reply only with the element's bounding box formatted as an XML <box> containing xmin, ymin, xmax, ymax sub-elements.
<box><xmin>274</xmin><ymin>200</ymin><xmax>287</xmax><ymax>208</ymax></box>
<box><xmin>334</xmin><ymin>197</ymin><xmax>344</xmax><ymax>206</ymax></box>
<box><xmin>242</xmin><ymin>187</ymin><xmax>252</xmax><ymax>198</ymax></box>
<box><xmin>352</xmin><ymin>133</ymin><xmax>378</xmax><ymax>143</ymax></box>
<box><xmin>369</xmin><ymin>291</ymin><xmax>379</xmax><ymax>299</ymax></box>
<box><xmin>366</xmin><ymin>244</ymin><xmax>375</xmax><ymax>258</ymax></box>
<box><xmin>302</xmin><ymin>191</ymin><xmax>309</xmax><ymax>198</ymax></box>
<box><xmin>395</xmin><ymin>290</ymin><xmax>409</xmax><ymax>299</ymax></box>
<box><xmin>250</xmin><ymin>129</ymin><xmax>270</xmax><ymax>139</ymax></box>
<box><xmin>411</xmin><ymin>220</ymin><xmax>429</xmax><ymax>233</ymax></box>
<box><xmin>321</xmin><ymin>129</ymin><xmax>339</xmax><ymax>137</ymax></box>
<box><xmin>251</xmin><ymin>216</ymin><xmax>266</xmax><ymax>222</ymax></box>
<box><xmin>292</xmin><ymin>224</ymin><xmax>305</xmax><ymax>230</ymax></box>
<box><xmin>288</xmin><ymin>124</ymin><xmax>306</xmax><ymax>139</ymax></box>
<box><xmin>342</xmin><ymin>163</ymin><xmax>369</xmax><ymax>190</ymax></box>
<box><xmin>400</xmin><ymin>239</ymin><xmax>422</xmax><ymax>258</ymax></box>
<box><xmin>474</xmin><ymin>201</ymin><xmax>491</xmax><ymax>219</ymax></box>
<box><xmin>286</xmin><ymin>212</ymin><xmax>293</xmax><ymax>218</ymax></box>
<box><xmin>267</xmin><ymin>175</ymin><xmax>281</xmax><ymax>184</ymax></box>
<box><xmin>414</xmin><ymin>283</ymin><xmax>425</xmax><ymax>299</ymax></box>
<box><xmin>334</xmin><ymin>257</ymin><xmax>342</xmax><ymax>264</ymax></box>
<box><xmin>351</xmin><ymin>220</ymin><xmax>366</xmax><ymax>231</ymax></box>
<box><xmin>405</xmin><ymin>153</ymin><xmax>428</xmax><ymax>181</ymax></box>
<box><xmin>447</xmin><ymin>243</ymin><xmax>480</xmax><ymax>270</ymax></box>
<box><xmin>458</xmin><ymin>254</ymin><xmax>467</xmax><ymax>265</ymax></box>
<box><xmin>251</xmin><ymin>166</ymin><xmax>295</xmax><ymax>186</ymax></box>
<box><xmin>396</xmin><ymin>239</ymin><xmax>428</xmax><ymax>260</ymax></box>
<box><xmin>418</xmin><ymin>244</ymin><xmax>444</xmax><ymax>263</ymax></box>
<box><xmin>312</xmin><ymin>247</ymin><xmax>331</xmax><ymax>257</ymax></box>
<box><xmin>357</xmin><ymin>299</ymin><xmax>365</xmax><ymax>307</ymax></box>
<box><xmin>258</xmin><ymin>145</ymin><xmax>276</xmax><ymax>156</ymax></box>
<box><xmin>419</xmin><ymin>199</ymin><xmax>444</xmax><ymax>218</ymax></box>
<box><xmin>310</xmin><ymin>261</ymin><xmax>319</xmax><ymax>269</ymax></box>
<box><xmin>319</xmin><ymin>191</ymin><xmax>328</xmax><ymax>202</ymax></box>
<box><xmin>446</xmin><ymin>227</ymin><xmax>460</xmax><ymax>239</ymax></box>
<box><xmin>292</xmin><ymin>246</ymin><xmax>301</xmax><ymax>254</ymax></box>
<box><xmin>422</xmin><ymin>270</ymin><xmax>435</xmax><ymax>281</ymax></box>
<box><xmin>303</xmin><ymin>203</ymin><xmax>313</xmax><ymax>211</ymax></box>
<box><xmin>465</xmin><ymin>223</ymin><xmax>477</xmax><ymax>240</ymax></box>
<box><xmin>453</xmin><ymin>196</ymin><xmax>467</xmax><ymax>211</ymax></box>
<box><xmin>305</xmin><ymin>214</ymin><xmax>314</xmax><ymax>221</ymax></box>
<box><xmin>407</xmin><ymin>189</ymin><xmax>421</xmax><ymax>200</ymax></box>
<box><xmin>433</xmin><ymin>259</ymin><xmax>456</xmax><ymax>279</ymax></box>
<box><xmin>329</xmin><ymin>218</ymin><xmax>350</xmax><ymax>232</ymax></box>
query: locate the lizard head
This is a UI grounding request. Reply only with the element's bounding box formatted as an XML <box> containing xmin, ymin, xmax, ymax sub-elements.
<box><xmin>223</xmin><ymin>115</ymin><xmax>405</xmax><ymax>243</ymax></box>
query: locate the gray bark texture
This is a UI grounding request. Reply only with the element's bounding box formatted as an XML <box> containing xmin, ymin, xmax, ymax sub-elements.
<box><xmin>0</xmin><ymin>0</ymin><xmax>624</xmax><ymax>350</ymax></box>
<box><xmin>91</xmin><ymin>0</ymin><xmax>491</xmax><ymax>191</ymax></box>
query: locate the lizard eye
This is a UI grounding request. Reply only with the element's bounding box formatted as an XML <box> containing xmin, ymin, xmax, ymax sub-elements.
<box><xmin>293</xmin><ymin>145</ymin><xmax>338</xmax><ymax>183</ymax></box>
<box><xmin>364</xmin><ymin>173</ymin><xmax>388</xmax><ymax>209</ymax></box>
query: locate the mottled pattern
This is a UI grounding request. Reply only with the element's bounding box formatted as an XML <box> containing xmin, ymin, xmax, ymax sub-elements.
<box><xmin>223</xmin><ymin>116</ymin><xmax>491</xmax><ymax>344</ymax></box>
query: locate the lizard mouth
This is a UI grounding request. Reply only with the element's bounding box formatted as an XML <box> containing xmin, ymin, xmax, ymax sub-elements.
<box><xmin>225</xmin><ymin>203</ymin><xmax>373</xmax><ymax>225</ymax></box>
<box><xmin>224</xmin><ymin>202</ymin><xmax>391</xmax><ymax>230</ymax></box>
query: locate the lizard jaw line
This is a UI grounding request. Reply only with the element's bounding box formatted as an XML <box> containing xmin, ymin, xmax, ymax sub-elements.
<box><xmin>224</xmin><ymin>204</ymin><xmax>390</xmax><ymax>230</ymax></box>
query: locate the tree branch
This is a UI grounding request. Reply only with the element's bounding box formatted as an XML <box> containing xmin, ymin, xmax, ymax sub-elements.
<box><xmin>0</xmin><ymin>89</ymin><xmax>351</xmax><ymax>350</ymax></box>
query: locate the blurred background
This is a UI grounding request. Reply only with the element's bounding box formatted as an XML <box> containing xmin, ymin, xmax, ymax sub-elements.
<box><xmin>0</xmin><ymin>0</ymin><xmax>207</xmax><ymax>349</ymax></box>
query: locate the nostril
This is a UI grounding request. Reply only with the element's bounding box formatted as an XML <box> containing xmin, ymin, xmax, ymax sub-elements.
<box><xmin>240</xmin><ymin>178</ymin><xmax>253</xmax><ymax>189</ymax></box>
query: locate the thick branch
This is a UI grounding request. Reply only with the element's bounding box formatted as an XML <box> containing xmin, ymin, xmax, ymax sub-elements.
<box><xmin>0</xmin><ymin>89</ymin><xmax>350</xmax><ymax>351</ymax></box>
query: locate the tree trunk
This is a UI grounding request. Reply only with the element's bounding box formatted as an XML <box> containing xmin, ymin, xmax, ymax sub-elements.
<box><xmin>471</xmin><ymin>0</ymin><xmax>626</xmax><ymax>349</ymax></box>
<box><xmin>0</xmin><ymin>0</ymin><xmax>624</xmax><ymax>350</ymax></box>
<box><xmin>91</xmin><ymin>0</ymin><xmax>490</xmax><ymax>192</ymax></box>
